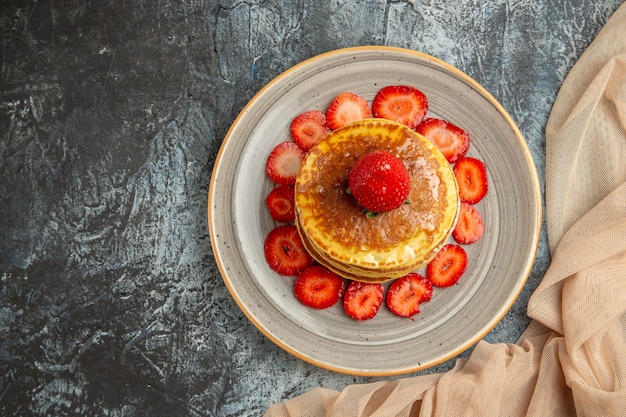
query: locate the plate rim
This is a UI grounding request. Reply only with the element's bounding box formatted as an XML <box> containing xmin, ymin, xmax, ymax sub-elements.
<box><xmin>208</xmin><ymin>45</ymin><xmax>542</xmax><ymax>376</ymax></box>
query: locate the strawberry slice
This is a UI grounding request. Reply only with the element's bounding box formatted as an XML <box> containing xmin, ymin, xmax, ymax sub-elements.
<box><xmin>386</xmin><ymin>273</ymin><xmax>433</xmax><ymax>318</ymax></box>
<box><xmin>343</xmin><ymin>281</ymin><xmax>384</xmax><ymax>320</ymax></box>
<box><xmin>264</xmin><ymin>225</ymin><xmax>313</xmax><ymax>276</ymax></box>
<box><xmin>265</xmin><ymin>141</ymin><xmax>305</xmax><ymax>185</ymax></box>
<box><xmin>348</xmin><ymin>151</ymin><xmax>410</xmax><ymax>214</ymax></box>
<box><xmin>426</xmin><ymin>244</ymin><xmax>468</xmax><ymax>287</ymax></box>
<box><xmin>293</xmin><ymin>265</ymin><xmax>345</xmax><ymax>309</ymax></box>
<box><xmin>416</xmin><ymin>118</ymin><xmax>470</xmax><ymax>163</ymax></box>
<box><xmin>453</xmin><ymin>202</ymin><xmax>484</xmax><ymax>244</ymax></box>
<box><xmin>372</xmin><ymin>85</ymin><xmax>428</xmax><ymax>129</ymax></box>
<box><xmin>290</xmin><ymin>110</ymin><xmax>331</xmax><ymax>151</ymax></box>
<box><xmin>265</xmin><ymin>184</ymin><xmax>295</xmax><ymax>223</ymax></box>
<box><xmin>453</xmin><ymin>156</ymin><xmax>488</xmax><ymax>204</ymax></box>
<box><xmin>325</xmin><ymin>92</ymin><xmax>372</xmax><ymax>130</ymax></box>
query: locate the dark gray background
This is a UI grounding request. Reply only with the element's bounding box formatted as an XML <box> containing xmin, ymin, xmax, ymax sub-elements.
<box><xmin>1</xmin><ymin>1</ymin><xmax>623</xmax><ymax>415</ymax></box>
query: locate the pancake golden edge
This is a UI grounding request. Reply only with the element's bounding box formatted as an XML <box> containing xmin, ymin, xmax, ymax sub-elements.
<box><xmin>294</xmin><ymin>118</ymin><xmax>460</xmax><ymax>283</ymax></box>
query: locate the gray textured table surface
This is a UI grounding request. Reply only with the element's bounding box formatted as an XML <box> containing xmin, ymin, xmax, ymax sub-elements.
<box><xmin>1</xmin><ymin>1</ymin><xmax>623</xmax><ymax>416</ymax></box>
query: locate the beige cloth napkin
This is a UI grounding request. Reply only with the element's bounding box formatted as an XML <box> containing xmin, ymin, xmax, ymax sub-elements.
<box><xmin>264</xmin><ymin>3</ymin><xmax>626</xmax><ymax>416</ymax></box>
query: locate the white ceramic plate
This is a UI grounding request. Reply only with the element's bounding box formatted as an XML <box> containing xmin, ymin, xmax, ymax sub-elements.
<box><xmin>208</xmin><ymin>46</ymin><xmax>541</xmax><ymax>376</ymax></box>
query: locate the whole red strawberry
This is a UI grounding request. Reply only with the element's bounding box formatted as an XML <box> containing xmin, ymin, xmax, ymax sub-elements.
<box><xmin>348</xmin><ymin>151</ymin><xmax>410</xmax><ymax>214</ymax></box>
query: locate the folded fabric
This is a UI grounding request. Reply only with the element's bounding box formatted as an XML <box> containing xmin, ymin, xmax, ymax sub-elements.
<box><xmin>264</xmin><ymin>2</ymin><xmax>626</xmax><ymax>416</ymax></box>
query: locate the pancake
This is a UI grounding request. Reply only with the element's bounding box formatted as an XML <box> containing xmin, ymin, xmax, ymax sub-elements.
<box><xmin>294</xmin><ymin>118</ymin><xmax>459</xmax><ymax>283</ymax></box>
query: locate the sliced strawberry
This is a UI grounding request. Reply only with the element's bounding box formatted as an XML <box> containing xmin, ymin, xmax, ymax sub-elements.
<box><xmin>265</xmin><ymin>141</ymin><xmax>305</xmax><ymax>185</ymax></box>
<box><xmin>372</xmin><ymin>85</ymin><xmax>428</xmax><ymax>129</ymax></box>
<box><xmin>265</xmin><ymin>184</ymin><xmax>295</xmax><ymax>223</ymax></box>
<box><xmin>290</xmin><ymin>110</ymin><xmax>331</xmax><ymax>151</ymax></box>
<box><xmin>426</xmin><ymin>244</ymin><xmax>468</xmax><ymax>287</ymax></box>
<box><xmin>343</xmin><ymin>281</ymin><xmax>384</xmax><ymax>321</ymax></box>
<box><xmin>416</xmin><ymin>118</ymin><xmax>470</xmax><ymax>163</ymax></box>
<box><xmin>264</xmin><ymin>225</ymin><xmax>313</xmax><ymax>276</ymax></box>
<box><xmin>293</xmin><ymin>265</ymin><xmax>345</xmax><ymax>309</ymax></box>
<box><xmin>325</xmin><ymin>92</ymin><xmax>372</xmax><ymax>130</ymax></box>
<box><xmin>453</xmin><ymin>202</ymin><xmax>484</xmax><ymax>244</ymax></box>
<box><xmin>348</xmin><ymin>151</ymin><xmax>410</xmax><ymax>214</ymax></box>
<box><xmin>386</xmin><ymin>273</ymin><xmax>433</xmax><ymax>318</ymax></box>
<box><xmin>453</xmin><ymin>156</ymin><xmax>488</xmax><ymax>204</ymax></box>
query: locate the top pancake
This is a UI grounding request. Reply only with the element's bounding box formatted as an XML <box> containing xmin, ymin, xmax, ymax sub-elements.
<box><xmin>294</xmin><ymin>118</ymin><xmax>459</xmax><ymax>282</ymax></box>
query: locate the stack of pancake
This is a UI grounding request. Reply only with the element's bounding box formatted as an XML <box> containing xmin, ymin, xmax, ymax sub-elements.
<box><xmin>294</xmin><ymin>119</ymin><xmax>460</xmax><ymax>283</ymax></box>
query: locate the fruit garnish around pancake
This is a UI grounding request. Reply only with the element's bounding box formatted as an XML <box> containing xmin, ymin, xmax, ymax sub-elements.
<box><xmin>348</xmin><ymin>150</ymin><xmax>411</xmax><ymax>214</ymax></box>
<box><xmin>343</xmin><ymin>281</ymin><xmax>384</xmax><ymax>320</ymax></box>
<box><xmin>290</xmin><ymin>110</ymin><xmax>331</xmax><ymax>152</ymax></box>
<box><xmin>453</xmin><ymin>156</ymin><xmax>488</xmax><ymax>204</ymax></box>
<box><xmin>416</xmin><ymin>117</ymin><xmax>470</xmax><ymax>163</ymax></box>
<box><xmin>453</xmin><ymin>202</ymin><xmax>484</xmax><ymax>244</ymax></box>
<box><xmin>325</xmin><ymin>92</ymin><xmax>372</xmax><ymax>130</ymax></box>
<box><xmin>265</xmin><ymin>141</ymin><xmax>305</xmax><ymax>185</ymax></box>
<box><xmin>372</xmin><ymin>85</ymin><xmax>428</xmax><ymax>129</ymax></box>
<box><xmin>426</xmin><ymin>244</ymin><xmax>468</xmax><ymax>287</ymax></box>
<box><xmin>261</xmin><ymin>86</ymin><xmax>491</xmax><ymax>321</ymax></box>
<box><xmin>385</xmin><ymin>273</ymin><xmax>433</xmax><ymax>318</ymax></box>
<box><xmin>293</xmin><ymin>265</ymin><xmax>346</xmax><ymax>309</ymax></box>
<box><xmin>265</xmin><ymin>184</ymin><xmax>296</xmax><ymax>223</ymax></box>
<box><xmin>264</xmin><ymin>225</ymin><xmax>314</xmax><ymax>276</ymax></box>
